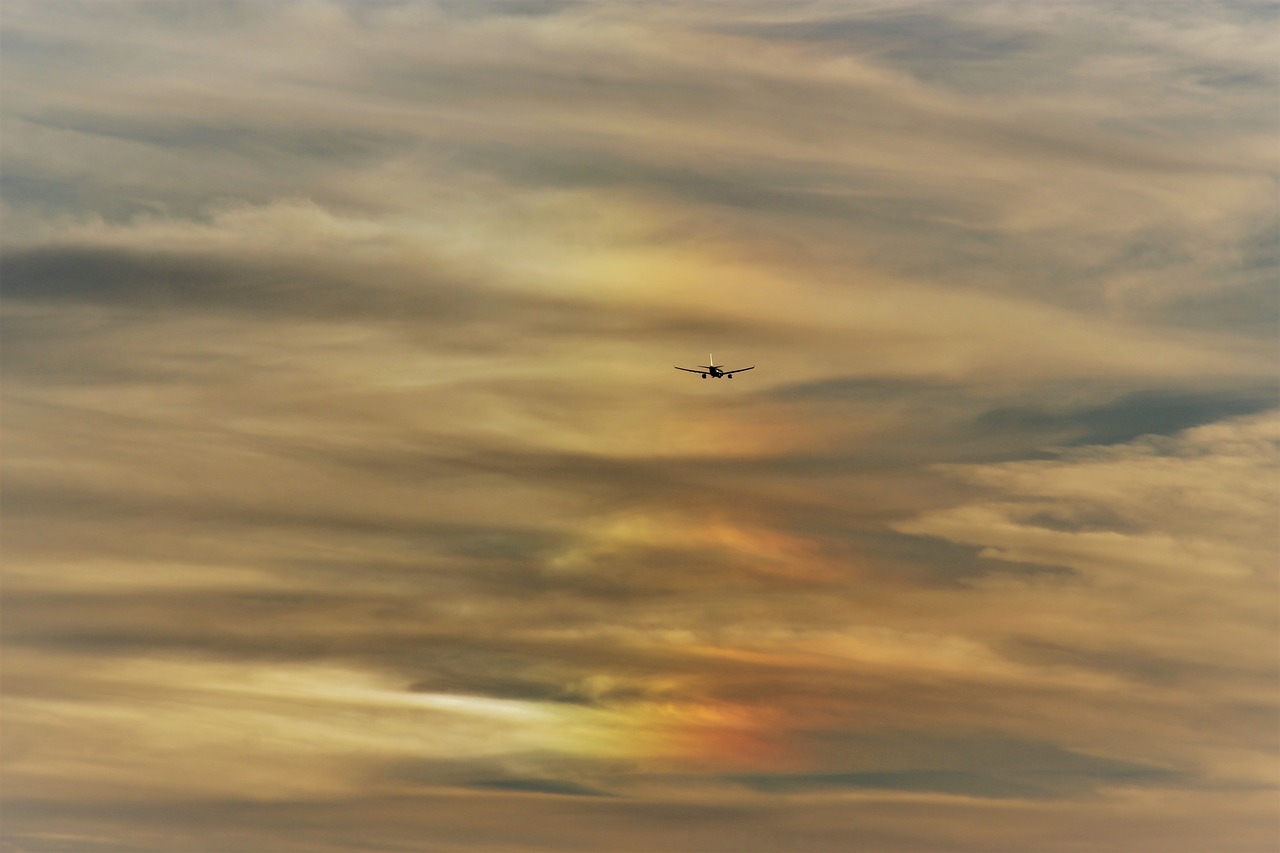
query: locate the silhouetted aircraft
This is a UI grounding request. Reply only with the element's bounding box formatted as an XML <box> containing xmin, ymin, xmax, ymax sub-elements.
<box><xmin>674</xmin><ymin>354</ymin><xmax>754</xmax><ymax>379</ymax></box>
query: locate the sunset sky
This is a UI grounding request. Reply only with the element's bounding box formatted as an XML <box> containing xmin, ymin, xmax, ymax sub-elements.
<box><xmin>2</xmin><ymin>2</ymin><xmax>1278</xmax><ymax>851</ymax></box>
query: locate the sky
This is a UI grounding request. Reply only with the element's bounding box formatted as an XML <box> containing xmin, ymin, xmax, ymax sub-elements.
<box><xmin>1</xmin><ymin>2</ymin><xmax>1278</xmax><ymax>851</ymax></box>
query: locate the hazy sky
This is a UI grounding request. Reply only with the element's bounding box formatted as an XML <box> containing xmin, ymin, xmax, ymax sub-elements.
<box><xmin>2</xmin><ymin>2</ymin><xmax>1278</xmax><ymax>851</ymax></box>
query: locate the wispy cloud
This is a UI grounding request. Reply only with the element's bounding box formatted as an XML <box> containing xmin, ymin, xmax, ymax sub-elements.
<box><xmin>2</xmin><ymin>1</ymin><xmax>1276</xmax><ymax>851</ymax></box>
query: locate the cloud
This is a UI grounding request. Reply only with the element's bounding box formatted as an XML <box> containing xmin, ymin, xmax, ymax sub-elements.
<box><xmin>5</xmin><ymin>0</ymin><xmax>1274</xmax><ymax>318</ymax></box>
<box><xmin>729</xmin><ymin>734</ymin><xmax>1180</xmax><ymax>800</ymax></box>
<box><xmin>891</xmin><ymin>413</ymin><xmax>1279</xmax><ymax>780</ymax></box>
<box><xmin>2</xmin><ymin>2</ymin><xmax>1276</xmax><ymax>851</ymax></box>
<box><xmin>467</xmin><ymin>778</ymin><xmax>613</xmax><ymax>797</ymax></box>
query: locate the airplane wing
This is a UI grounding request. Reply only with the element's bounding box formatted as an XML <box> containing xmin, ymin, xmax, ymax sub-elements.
<box><xmin>674</xmin><ymin>366</ymin><xmax>705</xmax><ymax>373</ymax></box>
<box><xmin>723</xmin><ymin>366</ymin><xmax>755</xmax><ymax>375</ymax></box>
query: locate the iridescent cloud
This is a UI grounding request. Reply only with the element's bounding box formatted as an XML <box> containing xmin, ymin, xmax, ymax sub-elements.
<box><xmin>2</xmin><ymin>2</ymin><xmax>1276</xmax><ymax>851</ymax></box>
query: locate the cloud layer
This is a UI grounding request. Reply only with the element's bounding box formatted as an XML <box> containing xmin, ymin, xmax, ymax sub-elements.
<box><xmin>2</xmin><ymin>2</ymin><xmax>1277</xmax><ymax>851</ymax></box>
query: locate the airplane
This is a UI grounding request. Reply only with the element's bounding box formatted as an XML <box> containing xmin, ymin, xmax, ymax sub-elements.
<box><xmin>674</xmin><ymin>354</ymin><xmax>754</xmax><ymax>379</ymax></box>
